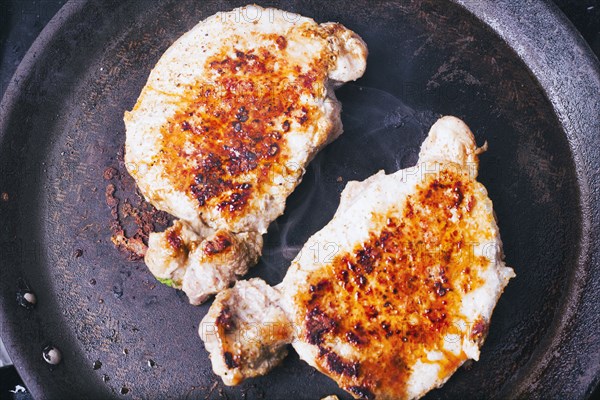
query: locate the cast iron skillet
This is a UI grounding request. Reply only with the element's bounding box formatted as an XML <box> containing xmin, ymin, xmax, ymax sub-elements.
<box><xmin>1</xmin><ymin>0</ymin><xmax>599</xmax><ymax>398</ymax></box>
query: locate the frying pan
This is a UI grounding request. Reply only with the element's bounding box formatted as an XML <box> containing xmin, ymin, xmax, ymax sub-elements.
<box><xmin>1</xmin><ymin>0</ymin><xmax>599</xmax><ymax>398</ymax></box>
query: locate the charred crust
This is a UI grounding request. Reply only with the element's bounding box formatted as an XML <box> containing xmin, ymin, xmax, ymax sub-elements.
<box><xmin>348</xmin><ymin>386</ymin><xmax>374</xmax><ymax>400</ymax></box>
<box><xmin>345</xmin><ymin>257</ymin><xmax>357</xmax><ymax>271</ymax></box>
<box><xmin>235</xmin><ymin>106</ymin><xmax>249</xmax><ymax>122</ymax></box>
<box><xmin>356</xmin><ymin>247</ymin><xmax>375</xmax><ymax>273</ymax></box>
<box><xmin>166</xmin><ymin>229</ymin><xmax>183</xmax><ymax>251</ymax></box>
<box><xmin>470</xmin><ymin>318</ymin><xmax>488</xmax><ymax>341</ymax></box>
<box><xmin>434</xmin><ymin>282</ymin><xmax>449</xmax><ymax>297</ymax></box>
<box><xmin>217</xmin><ymin>190</ymin><xmax>251</xmax><ymax>213</ymax></box>
<box><xmin>232</xmin><ymin>121</ymin><xmax>242</xmax><ymax>132</ymax></box>
<box><xmin>324</xmin><ymin>351</ymin><xmax>360</xmax><ymax>378</ymax></box>
<box><xmin>339</xmin><ymin>269</ymin><xmax>349</xmax><ymax>283</ymax></box>
<box><xmin>297</xmin><ymin>107</ymin><xmax>309</xmax><ymax>124</ymax></box>
<box><xmin>345</xmin><ymin>331</ymin><xmax>363</xmax><ymax>346</ymax></box>
<box><xmin>309</xmin><ymin>280</ymin><xmax>331</xmax><ymax>295</ymax></box>
<box><xmin>223</xmin><ymin>351</ymin><xmax>238</xmax><ymax>369</ymax></box>
<box><xmin>357</xmin><ymin>274</ymin><xmax>368</xmax><ymax>287</ymax></box>
<box><xmin>431</xmin><ymin>179</ymin><xmax>447</xmax><ymax>190</ymax></box>
<box><xmin>365</xmin><ymin>305</ymin><xmax>378</xmax><ymax>319</ymax></box>
<box><xmin>452</xmin><ymin>181</ymin><xmax>464</xmax><ymax>208</ymax></box>
<box><xmin>381</xmin><ymin>321</ymin><xmax>393</xmax><ymax>338</ymax></box>
<box><xmin>405</xmin><ymin>202</ymin><xmax>414</xmax><ymax>217</ymax></box>
<box><xmin>216</xmin><ymin>306</ymin><xmax>235</xmax><ymax>332</ymax></box>
<box><xmin>203</xmin><ymin>233</ymin><xmax>233</xmax><ymax>255</ymax></box>
<box><xmin>267</xmin><ymin>143</ymin><xmax>279</xmax><ymax>156</ymax></box>
<box><xmin>305</xmin><ymin>307</ymin><xmax>337</xmax><ymax>345</ymax></box>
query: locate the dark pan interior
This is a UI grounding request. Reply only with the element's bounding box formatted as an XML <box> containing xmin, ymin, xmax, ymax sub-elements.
<box><xmin>0</xmin><ymin>0</ymin><xmax>598</xmax><ymax>399</ymax></box>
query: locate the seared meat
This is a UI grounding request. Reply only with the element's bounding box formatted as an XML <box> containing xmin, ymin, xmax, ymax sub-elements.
<box><xmin>124</xmin><ymin>5</ymin><xmax>368</xmax><ymax>303</ymax></box>
<box><xmin>145</xmin><ymin>220</ymin><xmax>262</xmax><ymax>305</ymax></box>
<box><xmin>200</xmin><ymin>278</ymin><xmax>293</xmax><ymax>385</ymax></box>
<box><xmin>200</xmin><ymin>116</ymin><xmax>515</xmax><ymax>399</ymax></box>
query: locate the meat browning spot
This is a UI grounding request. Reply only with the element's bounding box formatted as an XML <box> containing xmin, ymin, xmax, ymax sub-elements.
<box><xmin>324</xmin><ymin>352</ymin><xmax>359</xmax><ymax>378</ymax></box>
<box><xmin>470</xmin><ymin>318</ymin><xmax>488</xmax><ymax>341</ymax></box>
<box><xmin>217</xmin><ymin>190</ymin><xmax>251</xmax><ymax>213</ymax></box>
<box><xmin>235</xmin><ymin>106</ymin><xmax>249</xmax><ymax>122</ymax></box>
<box><xmin>204</xmin><ymin>233</ymin><xmax>233</xmax><ymax>255</ymax></box>
<box><xmin>166</xmin><ymin>229</ymin><xmax>183</xmax><ymax>251</ymax></box>
<box><xmin>223</xmin><ymin>351</ymin><xmax>238</xmax><ymax>368</ymax></box>
<box><xmin>276</xmin><ymin>35</ymin><xmax>287</xmax><ymax>50</ymax></box>
<box><xmin>452</xmin><ymin>181</ymin><xmax>464</xmax><ymax>208</ymax></box>
<box><xmin>216</xmin><ymin>306</ymin><xmax>235</xmax><ymax>332</ymax></box>
<box><xmin>345</xmin><ymin>331</ymin><xmax>363</xmax><ymax>346</ymax></box>
<box><xmin>434</xmin><ymin>280</ymin><xmax>450</xmax><ymax>297</ymax></box>
<box><xmin>306</xmin><ymin>307</ymin><xmax>337</xmax><ymax>345</ymax></box>
<box><xmin>267</xmin><ymin>143</ymin><xmax>279</xmax><ymax>156</ymax></box>
<box><xmin>348</xmin><ymin>386</ymin><xmax>374</xmax><ymax>400</ymax></box>
<box><xmin>309</xmin><ymin>279</ymin><xmax>331</xmax><ymax>296</ymax></box>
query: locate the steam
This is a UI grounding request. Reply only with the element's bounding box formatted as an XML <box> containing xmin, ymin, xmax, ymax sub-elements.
<box><xmin>250</xmin><ymin>84</ymin><xmax>439</xmax><ymax>285</ymax></box>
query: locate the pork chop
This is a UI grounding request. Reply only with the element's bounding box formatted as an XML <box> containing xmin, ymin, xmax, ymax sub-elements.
<box><xmin>124</xmin><ymin>5</ymin><xmax>368</xmax><ymax>304</ymax></box>
<box><xmin>200</xmin><ymin>116</ymin><xmax>515</xmax><ymax>399</ymax></box>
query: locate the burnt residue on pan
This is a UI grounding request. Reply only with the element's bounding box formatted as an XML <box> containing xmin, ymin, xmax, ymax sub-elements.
<box><xmin>104</xmin><ymin>146</ymin><xmax>172</xmax><ymax>260</ymax></box>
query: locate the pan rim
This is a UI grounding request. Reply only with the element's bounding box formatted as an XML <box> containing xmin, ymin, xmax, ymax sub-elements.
<box><xmin>452</xmin><ymin>0</ymin><xmax>600</xmax><ymax>396</ymax></box>
<box><xmin>0</xmin><ymin>1</ymin><xmax>89</xmax><ymax>397</ymax></box>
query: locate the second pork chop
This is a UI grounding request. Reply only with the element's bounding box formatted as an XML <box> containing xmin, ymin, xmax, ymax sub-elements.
<box><xmin>200</xmin><ymin>116</ymin><xmax>515</xmax><ymax>399</ymax></box>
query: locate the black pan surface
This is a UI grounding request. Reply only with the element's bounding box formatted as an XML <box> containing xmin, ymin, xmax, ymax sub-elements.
<box><xmin>1</xmin><ymin>0</ymin><xmax>599</xmax><ymax>399</ymax></box>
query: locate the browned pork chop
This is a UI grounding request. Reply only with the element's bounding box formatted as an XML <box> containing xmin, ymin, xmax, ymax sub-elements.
<box><xmin>124</xmin><ymin>5</ymin><xmax>367</xmax><ymax>303</ymax></box>
<box><xmin>201</xmin><ymin>116</ymin><xmax>515</xmax><ymax>399</ymax></box>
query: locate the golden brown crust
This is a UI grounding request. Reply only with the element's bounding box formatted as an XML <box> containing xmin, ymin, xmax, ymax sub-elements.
<box><xmin>158</xmin><ymin>34</ymin><xmax>331</xmax><ymax>225</ymax></box>
<box><xmin>295</xmin><ymin>168</ymin><xmax>489</xmax><ymax>399</ymax></box>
